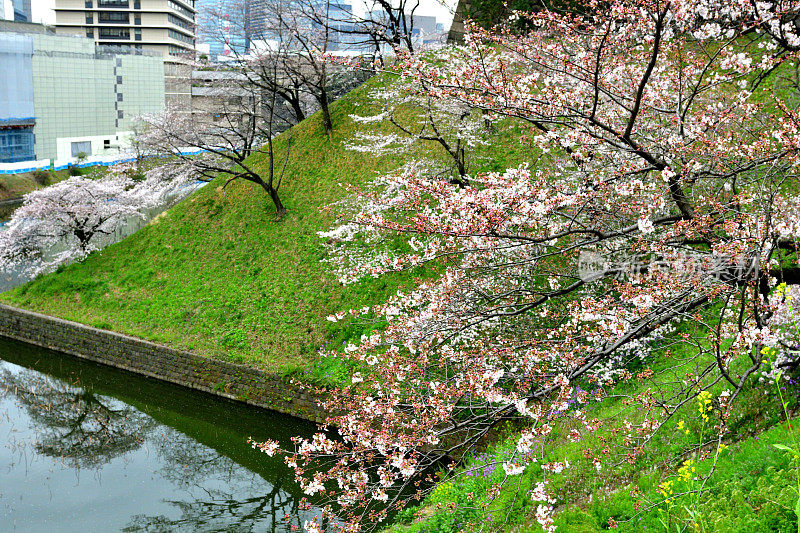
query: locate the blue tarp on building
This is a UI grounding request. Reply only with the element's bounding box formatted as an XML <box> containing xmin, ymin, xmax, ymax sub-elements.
<box><xmin>0</xmin><ymin>32</ymin><xmax>35</xmax><ymax>163</ymax></box>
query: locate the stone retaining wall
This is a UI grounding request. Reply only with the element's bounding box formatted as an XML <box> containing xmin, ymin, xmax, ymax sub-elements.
<box><xmin>0</xmin><ymin>304</ymin><xmax>328</xmax><ymax>423</ymax></box>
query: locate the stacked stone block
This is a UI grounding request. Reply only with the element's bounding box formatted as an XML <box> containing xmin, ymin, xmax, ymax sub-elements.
<box><xmin>0</xmin><ymin>304</ymin><xmax>328</xmax><ymax>423</ymax></box>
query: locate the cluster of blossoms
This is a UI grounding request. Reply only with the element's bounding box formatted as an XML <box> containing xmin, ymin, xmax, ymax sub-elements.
<box><xmin>758</xmin><ymin>283</ymin><xmax>800</xmax><ymax>381</ymax></box>
<box><xmin>252</xmin><ymin>1</ymin><xmax>800</xmax><ymax>531</ymax></box>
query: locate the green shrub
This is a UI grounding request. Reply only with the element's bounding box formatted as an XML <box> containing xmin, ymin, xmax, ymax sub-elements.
<box><xmin>219</xmin><ymin>328</ymin><xmax>249</xmax><ymax>350</ymax></box>
<box><xmin>31</xmin><ymin>169</ymin><xmax>51</xmax><ymax>186</ymax></box>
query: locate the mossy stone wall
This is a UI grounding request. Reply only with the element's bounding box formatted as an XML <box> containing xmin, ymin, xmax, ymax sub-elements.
<box><xmin>0</xmin><ymin>304</ymin><xmax>327</xmax><ymax>423</ymax></box>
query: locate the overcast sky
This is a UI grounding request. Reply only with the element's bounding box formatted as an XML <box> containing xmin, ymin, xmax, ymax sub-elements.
<box><xmin>31</xmin><ymin>0</ymin><xmax>55</xmax><ymax>24</ymax></box>
<box><xmin>30</xmin><ymin>0</ymin><xmax>458</xmax><ymax>30</ymax></box>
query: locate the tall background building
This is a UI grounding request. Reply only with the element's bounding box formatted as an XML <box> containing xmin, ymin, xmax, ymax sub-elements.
<box><xmin>194</xmin><ymin>0</ymin><xmax>249</xmax><ymax>59</ymax></box>
<box><xmin>0</xmin><ymin>21</ymin><xmax>165</xmax><ymax>162</ymax></box>
<box><xmin>52</xmin><ymin>0</ymin><xmax>196</xmax><ymax>105</ymax></box>
<box><xmin>1</xmin><ymin>0</ymin><xmax>32</xmax><ymax>22</ymax></box>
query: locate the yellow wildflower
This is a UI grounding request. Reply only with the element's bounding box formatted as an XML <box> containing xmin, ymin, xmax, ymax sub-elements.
<box><xmin>678</xmin><ymin>459</ymin><xmax>695</xmax><ymax>482</ymax></box>
<box><xmin>658</xmin><ymin>480</ymin><xmax>674</xmax><ymax>499</ymax></box>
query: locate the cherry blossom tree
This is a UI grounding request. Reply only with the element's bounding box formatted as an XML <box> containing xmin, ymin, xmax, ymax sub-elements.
<box><xmin>250</xmin><ymin>1</ymin><xmax>800</xmax><ymax>531</ymax></box>
<box><xmin>255</xmin><ymin>0</ymin><xmax>371</xmax><ymax>137</ymax></box>
<box><xmin>0</xmin><ymin>163</ymin><xmax>194</xmax><ymax>279</ymax></box>
<box><xmin>346</xmin><ymin>69</ymin><xmax>489</xmax><ymax>185</ymax></box>
<box><xmin>143</xmin><ymin>5</ymin><xmax>353</xmax><ymax>219</ymax></box>
<box><xmin>200</xmin><ymin>0</ymin><xmax>309</xmax><ymax>126</ymax></box>
<box><xmin>140</xmin><ymin>86</ymin><xmax>292</xmax><ymax>219</ymax></box>
<box><xmin>257</xmin><ymin>0</ymin><xmax>339</xmax><ymax>136</ymax></box>
<box><xmin>201</xmin><ymin>0</ymin><xmax>365</xmax><ymax>138</ymax></box>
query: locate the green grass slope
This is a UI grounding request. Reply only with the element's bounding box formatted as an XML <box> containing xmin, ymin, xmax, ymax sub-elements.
<box><xmin>0</xmin><ymin>170</ymin><xmax>71</xmax><ymax>202</ymax></box>
<box><xmin>0</xmin><ymin>75</ymin><xmax>526</xmax><ymax>374</ymax></box>
<box><xmin>1</xmin><ymin>79</ymin><xmax>398</xmax><ymax>371</ymax></box>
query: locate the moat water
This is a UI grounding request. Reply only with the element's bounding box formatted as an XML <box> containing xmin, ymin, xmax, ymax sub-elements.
<box><xmin>0</xmin><ymin>337</ymin><xmax>323</xmax><ymax>532</ymax></box>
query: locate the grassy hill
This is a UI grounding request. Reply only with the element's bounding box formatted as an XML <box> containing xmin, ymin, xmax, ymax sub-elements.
<box><xmin>0</xmin><ymin>170</ymin><xmax>71</xmax><ymax>202</ymax></box>
<box><xmin>0</xmin><ymin>75</ymin><xmax>526</xmax><ymax>375</ymax></box>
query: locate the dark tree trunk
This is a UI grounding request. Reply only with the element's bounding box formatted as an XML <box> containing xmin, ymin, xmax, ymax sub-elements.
<box><xmin>290</xmin><ymin>99</ymin><xmax>305</xmax><ymax>123</ymax></box>
<box><xmin>270</xmin><ymin>189</ymin><xmax>287</xmax><ymax>220</ymax></box>
<box><xmin>261</xmin><ymin>182</ymin><xmax>287</xmax><ymax>220</ymax></box>
<box><xmin>75</xmin><ymin>228</ymin><xmax>92</xmax><ymax>252</ymax></box>
<box><xmin>319</xmin><ymin>89</ymin><xmax>333</xmax><ymax>136</ymax></box>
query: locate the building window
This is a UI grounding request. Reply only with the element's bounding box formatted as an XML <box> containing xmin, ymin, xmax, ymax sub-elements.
<box><xmin>134</xmin><ymin>29</ymin><xmax>141</xmax><ymax>41</ymax></box>
<box><xmin>86</xmin><ymin>29</ymin><xmax>94</xmax><ymax>38</ymax></box>
<box><xmin>86</xmin><ymin>14</ymin><xmax>93</xmax><ymax>24</ymax></box>
<box><xmin>168</xmin><ymin>14</ymin><xmax>193</xmax><ymax>31</ymax></box>
<box><xmin>0</xmin><ymin>128</ymin><xmax>35</xmax><ymax>163</ymax></box>
<box><xmin>116</xmin><ymin>75</ymin><xmax>122</xmax><ymax>84</ymax></box>
<box><xmin>168</xmin><ymin>29</ymin><xmax>193</xmax><ymax>45</ymax></box>
<box><xmin>98</xmin><ymin>0</ymin><xmax>129</xmax><ymax>7</ymax></box>
<box><xmin>71</xmin><ymin>141</ymin><xmax>92</xmax><ymax>158</ymax></box>
<box><xmin>134</xmin><ymin>16</ymin><xmax>140</xmax><ymax>25</ymax></box>
<box><xmin>168</xmin><ymin>1</ymin><xmax>195</xmax><ymax>21</ymax></box>
<box><xmin>117</xmin><ymin>93</ymin><xmax>123</xmax><ymax>102</ymax></box>
<box><xmin>98</xmin><ymin>11</ymin><xmax>129</xmax><ymax>23</ymax></box>
<box><xmin>118</xmin><ymin>110</ymin><xmax>124</xmax><ymax>119</ymax></box>
<box><xmin>85</xmin><ymin>0</ymin><xmax>93</xmax><ymax>7</ymax></box>
<box><xmin>99</xmin><ymin>27</ymin><xmax>130</xmax><ymax>40</ymax></box>
<box><xmin>134</xmin><ymin>0</ymin><xmax>140</xmax><ymax>8</ymax></box>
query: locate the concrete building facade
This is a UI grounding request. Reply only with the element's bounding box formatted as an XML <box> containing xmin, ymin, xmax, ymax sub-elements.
<box><xmin>0</xmin><ymin>21</ymin><xmax>165</xmax><ymax>162</ymax></box>
<box><xmin>53</xmin><ymin>0</ymin><xmax>195</xmax><ymax>104</ymax></box>
<box><xmin>33</xmin><ymin>34</ymin><xmax>166</xmax><ymax>160</ymax></box>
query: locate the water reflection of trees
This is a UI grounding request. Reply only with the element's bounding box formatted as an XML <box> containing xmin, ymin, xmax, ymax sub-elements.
<box><xmin>123</xmin><ymin>433</ymin><xmax>310</xmax><ymax>533</ymax></box>
<box><xmin>1</xmin><ymin>361</ymin><xmax>332</xmax><ymax>532</ymax></box>
<box><xmin>0</xmin><ymin>366</ymin><xmax>154</xmax><ymax>468</ymax></box>
<box><xmin>155</xmin><ymin>431</ymin><xmax>248</xmax><ymax>487</ymax></box>
<box><xmin>122</xmin><ymin>491</ymin><xmax>305</xmax><ymax>533</ymax></box>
